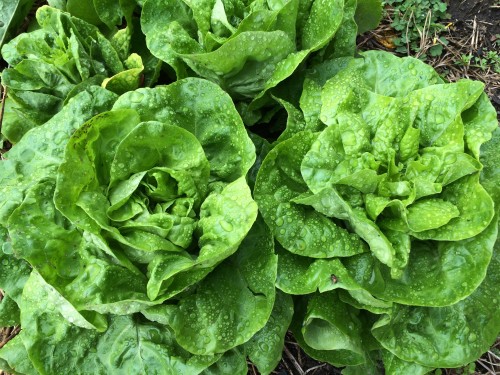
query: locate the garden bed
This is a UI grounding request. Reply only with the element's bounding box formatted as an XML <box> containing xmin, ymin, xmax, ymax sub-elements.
<box><xmin>1</xmin><ymin>1</ymin><xmax>499</xmax><ymax>374</ymax></box>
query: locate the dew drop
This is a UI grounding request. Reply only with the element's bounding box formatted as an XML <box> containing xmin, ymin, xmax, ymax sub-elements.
<box><xmin>129</xmin><ymin>91</ymin><xmax>144</xmax><ymax>103</ymax></box>
<box><xmin>342</xmin><ymin>131</ymin><xmax>356</xmax><ymax>147</ymax></box>
<box><xmin>20</xmin><ymin>148</ymin><xmax>35</xmax><ymax>162</ymax></box>
<box><xmin>296</xmin><ymin>239</ymin><xmax>306</xmax><ymax>250</ymax></box>
<box><xmin>38</xmin><ymin>143</ymin><xmax>48</xmax><ymax>152</ymax></box>
<box><xmin>53</xmin><ymin>131</ymin><xmax>67</xmax><ymax>145</ymax></box>
<box><xmin>220</xmin><ymin>220</ymin><xmax>233</xmax><ymax>232</ymax></box>
<box><xmin>444</xmin><ymin>154</ymin><xmax>457</xmax><ymax>164</ymax></box>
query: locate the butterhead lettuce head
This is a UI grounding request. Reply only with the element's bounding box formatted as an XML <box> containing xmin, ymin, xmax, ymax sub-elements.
<box><xmin>255</xmin><ymin>50</ymin><xmax>500</xmax><ymax>372</ymax></box>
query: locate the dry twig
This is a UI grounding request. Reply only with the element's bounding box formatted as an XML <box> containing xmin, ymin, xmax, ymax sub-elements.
<box><xmin>283</xmin><ymin>345</ymin><xmax>305</xmax><ymax>375</ymax></box>
<box><xmin>0</xmin><ymin>326</ymin><xmax>20</xmax><ymax>350</ymax></box>
<box><xmin>0</xmin><ymin>86</ymin><xmax>6</xmax><ymax>134</ymax></box>
<box><xmin>304</xmin><ymin>364</ymin><xmax>327</xmax><ymax>375</ymax></box>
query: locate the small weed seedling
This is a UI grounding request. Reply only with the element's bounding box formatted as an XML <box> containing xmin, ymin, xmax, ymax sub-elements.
<box><xmin>383</xmin><ymin>0</ymin><xmax>450</xmax><ymax>58</ymax></box>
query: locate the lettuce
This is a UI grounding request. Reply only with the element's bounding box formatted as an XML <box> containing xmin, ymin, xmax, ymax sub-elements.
<box><xmin>0</xmin><ymin>5</ymin><xmax>151</xmax><ymax>143</ymax></box>
<box><xmin>0</xmin><ymin>79</ymin><xmax>288</xmax><ymax>374</ymax></box>
<box><xmin>141</xmin><ymin>0</ymin><xmax>382</xmax><ymax>117</ymax></box>
<box><xmin>1</xmin><ymin>2</ymin><xmax>499</xmax><ymax>374</ymax></box>
<box><xmin>0</xmin><ymin>0</ymin><xmax>35</xmax><ymax>50</ymax></box>
<box><xmin>254</xmin><ymin>51</ymin><xmax>500</xmax><ymax>372</ymax></box>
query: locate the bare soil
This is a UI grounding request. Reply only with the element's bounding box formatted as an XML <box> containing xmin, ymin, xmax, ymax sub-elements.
<box><xmin>448</xmin><ymin>0</ymin><xmax>500</xmax><ymax>37</ymax></box>
<box><xmin>447</xmin><ymin>0</ymin><xmax>500</xmax><ymax>111</ymax></box>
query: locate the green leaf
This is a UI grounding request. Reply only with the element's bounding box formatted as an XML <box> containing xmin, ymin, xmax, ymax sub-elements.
<box><xmin>480</xmin><ymin>127</ymin><xmax>500</xmax><ymax>206</ymax></box>
<box><xmin>186</xmin><ymin>31</ymin><xmax>295</xmax><ymax>98</ymax></box>
<box><xmin>197</xmin><ymin>177</ymin><xmax>258</xmax><ymax>267</ymax></box>
<box><xmin>0</xmin><ymin>294</ymin><xmax>20</xmax><ymax>327</ymax></box>
<box><xmin>463</xmin><ymin>93</ymin><xmax>499</xmax><ymax>159</ymax></box>
<box><xmin>143</xmin><ymin>0</ymin><xmax>297</xmax><ymax>97</ymax></box>
<box><xmin>0</xmin><ymin>252</ymin><xmax>31</xmax><ymax>306</ymax></box>
<box><xmin>6</xmin><ymin>181</ymin><xmax>117</xmax><ymax>328</ymax></box>
<box><xmin>301</xmin><ymin>0</ymin><xmax>344</xmax><ymax>51</ymax></box>
<box><xmin>407</xmin><ymin>81</ymin><xmax>484</xmax><ymax>148</ymax></box>
<box><xmin>47</xmin><ymin>79</ymin><xmax>258</xmax><ymax>323</ymax></box>
<box><xmin>405</xmin><ymin>198</ymin><xmax>459</xmax><ymax>232</ymax></box>
<box><xmin>276</xmin><ymin>242</ymin><xmax>361</xmax><ymax>295</ymax></box>
<box><xmin>47</xmin><ymin>0</ymin><xmax>66</xmax><ymax>9</ymax></box>
<box><xmin>147</xmin><ymin>253</ymin><xmax>198</xmax><ymax>301</ymax></box>
<box><xmin>295</xmin><ymin>187</ymin><xmax>397</xmax><ymax>269</ymax></box>
<box><xmin>63</xmin><ymin>235</ymin><xmax>158</xmax><ymax>315</ymax></box>
<box><xmin>66</xmin><ymin>0</ymin><xmax>101</xmax><ymax>26</ymax></box>
<box><xmin>296</xmin><ymin>52</ymin><xmax>497</xmax><ymax>279</ymax></box>
<box><xmin>345</xmin><ymin>215</ymin><xmax>497</xmax><ymax>306</ymax></box>
<box><xmin>409</xmin><ymin>174</ymin><xmax>494</xmax><ymax>241</ymax></box>
<box><xmin>54</xmin><ymin>109</ymin><xmax>142</xmax><ymax>234</ymax></box>
<box><xmin>341</xmin><ymin>357</ymin><xmax>382</xmax><ymax>375</ymax></box>
<box><xmin>0</xmin><ymin>5</ymin><xmax>139</xmax><ymax>141</ymax></box>
<box><xmin>0</xmin><ymin>334</ymin><xmax>39</xmax><ymax>375</ymax></box>
<box><xmin>247</xmin><ymin>131</ymin><xmax>272</xmax><ymax>190</ymax></box>
<box><xmin>201</xmin><ymin>348</ymin><xmax>247</xmax><ymax>375</ymax></box>
<box><xmin>167</xmin><ymin>218</ymin><xmax>276</xmax><ymax>355</ymax></box>
<box><xmin>0</xmin><ymin>87</ymin><xmax>117</xmax><ymax>226</ymax></box>
<box><xmin>372</xmin><ymin>217</ymin><xmax>500</xmax><ymax>367</ymax></box>
<box><xmin>354</xmin><ymin>0</ymin><xmax>382</xmax><ymax>34</ymax></box>
<box><xmin>272</xmin><ymin>96</ymin><xmax>307</xmax><ymax>143</ymax></box>
<box><xmin>101</xmin><ymin>53</ymin><xmax>144</xmax><ymax>95</ymax></box>
<box><xmin>8</xmin><ymin>180</ymin><xmax>83</xmax><ymax>290</ymax></box>
<box><xmin>291</xmin><ymin>293</ymin><xmax>366</xmax><ymax>367</ymax></box>
<box><xmin>338</xmin><ymin>289</ymin><xmax>392</xmax><ymax>315</ymax></box>
<box><xmin>108</xmin><ymin>121</ymin><xmax>210</xmax><ymax>205</ymax></box>
<box><xmin>300</xmin><ymin>116</ymin><xmax>373</xmax><ymax>194</ymax></box>
<box><xmin>141</xmin><ymin>177</ymin><xmax>258</xmax><ymax>301</ymax></box>
<box><xmin>254</xmin><ymin>131</ymin><xmax>366</xmax><ymax>258</ymax></box>
<box><xmin>245</xmin><ymin>291</ymin><xmax>294</xmax><ymax>375</ymax></box>
<box><xmin>324</xmin><ymin>51</ymin><xmax>443</xmax><ymax>103</ymax></box>
<box><xmin>320</xmin><ymin>0</ymin><xmax>358</xmax><ymax>58</ymax></box>
<box><xmin>299</xmin><ymin>57</ymin><xmax>352</xmax><ymax>131</ymax></box>
<box><xmin>382</xmin><ymin>351</ymin><xmax>433</xmax><ymax>375</ymax></box>
<box><xmin>113</xmin><ymin>78</ymin><xmax>255</xmax><ymax>182</ymax></box>
<box><xmin>141</xmin><ymin>0</ymin><xmax>366</xmax><ymax>106</ymax></box>
<box><xmin>93</xmin><ymin>0</ymin><xmax>136</xmax><ymax>28</ymax></box>
<box><xmin>18</xmin><ymin>272</ymin><xmax>220</xmax><ymax>374</ymax></box>
<box><xmin>28</xmin><ymin>271</ymin><xmax>108</xmax><ymax>330</ymax></box>
<box><xmin>249</xmin><ymin>50</ymin><xmax>310</xmax><ymax>111</ymax></box>
<box><xmin>0</xmin><ymin>0</ymin><xmax>35</xmax><ymax>50</ymax></box>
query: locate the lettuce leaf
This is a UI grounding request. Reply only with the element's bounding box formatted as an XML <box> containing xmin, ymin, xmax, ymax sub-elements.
<box><xmin>1</xmin><ymin>6</ymin><xmax>145</xmax><ymax>143</ymax></box>
<box><xmin>0</xmin><ymin>0</ymin><xmax>35</xmax><ymax>50</ymax></box>
<box><xmin>141</xmin><ymin>0</ymin><xmax>382</xmax><ymax>118</ymax></box>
